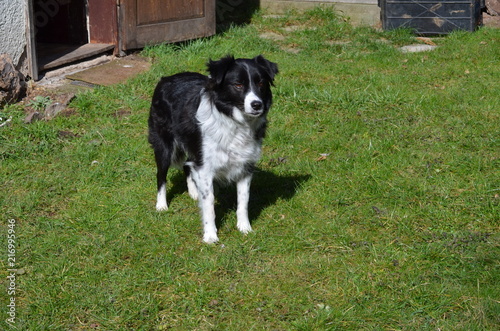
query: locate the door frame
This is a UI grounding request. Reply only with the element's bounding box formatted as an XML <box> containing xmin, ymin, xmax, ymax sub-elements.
<box><xmin>25</xmin><ymin>0</ymin><xmax>216</xmax><ymax>79</ymax></box>
<box><xmin>25</xmin><ymin>0</ymin><xmax>118</xmax><ymax>80</ymax></box>
<box><xmin>26</xmin><ymin>0</ymin><xmax>38</xmax><ymax>80</ymax></box>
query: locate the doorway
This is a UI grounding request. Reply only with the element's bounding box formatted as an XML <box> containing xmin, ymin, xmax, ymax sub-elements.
<box><xmin>26</xmin><ymin>0</ymin><xmax>216</xmax><ymax>80</ymax></box>
<box><xmin>30</xmin><ymin>0</ymin><xmax>114</xmax><ymax>77</ymax></box>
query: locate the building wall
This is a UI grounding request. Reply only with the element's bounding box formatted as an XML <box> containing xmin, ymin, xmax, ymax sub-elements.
<box><xmin>0</xmin><ymin>0</ymin><xmax>27</xmax><ymax>70</ymax></box>
<box><xmin>261</xmin><ymin>0</ymin><xmax>381</xmax><ymax>26</ymax></box>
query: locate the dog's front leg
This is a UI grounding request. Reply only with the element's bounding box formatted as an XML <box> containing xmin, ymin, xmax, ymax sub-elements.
<box><xmin>200</xmin><ymin>184</ymin><xmax>218</xmax><ymax>243</ymax></box>
<box><xmin>236</xmin><ymin>174</ymin><xmax>253</xmax><ymax>234</ymax></box>
<box><xmin>192</xmin><ymin>169</ymin><xmax>218</xmax><ymax>243</ymax></box>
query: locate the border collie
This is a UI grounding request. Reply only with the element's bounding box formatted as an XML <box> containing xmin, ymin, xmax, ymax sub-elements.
<box><xmin>148</xmin><ymin>55</ymin><xmax>278</xmax><ymax>243</ymax></box>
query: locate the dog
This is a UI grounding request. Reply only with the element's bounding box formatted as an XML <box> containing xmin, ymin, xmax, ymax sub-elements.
<box><xmin>148</xmin><ymin>55</ymin><xmax>278</xmax><ymax>243</ymax></box>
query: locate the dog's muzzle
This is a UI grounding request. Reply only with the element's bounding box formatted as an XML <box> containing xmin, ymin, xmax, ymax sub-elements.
<box><xmin>245</xmin><ymin>100</ymin><xmax>264</xmax><ymax>117</ymax></box>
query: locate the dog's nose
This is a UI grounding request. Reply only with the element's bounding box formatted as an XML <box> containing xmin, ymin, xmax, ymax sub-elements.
<box><xmin>251</xmin><ymin>100</ymin><xmax>263</xmax><ymax>111</ymax></box>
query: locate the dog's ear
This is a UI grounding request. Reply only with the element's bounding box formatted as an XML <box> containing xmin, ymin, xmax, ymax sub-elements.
<box><xmin>253</xmin><ymin>55</ymin><xmax>279</xmax><ymax>83</ymax></box>
<box><xmin>207</xmin><ymin>55</ymin><xmax>235</xmax><ymax>87</ymax></box>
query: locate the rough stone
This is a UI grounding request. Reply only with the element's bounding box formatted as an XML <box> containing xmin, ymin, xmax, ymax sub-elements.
<box><xmin>259</xmin><ymin>32</ymin><xmax>286</xmax><ymax>41</ymax></box>
<box><xmin>0</xmin><ymin>54</ymin><xmax>26</xmax><ymax>105</ymax></box>
<box><xmin>400</xmin><ymin>44</ymin><xmax>438</xmax><ymax>53</ymax></box>
<box><xmin>43</xmin><ymin>93</ymin><xmax>75</xmax><ymax>120</ymax></box>
<box><xmin>24</xmin><ymin>111</ymin><xmax>43</xmax><ymax>124</ymax></box>
<box><xmin>486</xmin><ymin>0</ymin><xmax>500</xmax><ymax>15</ymax></box>
<box><xmin>24</xmin><ymin>92</ymin><xmax>76</xmax><ymax>123</ymax></box>
<box><xmin>44</xmin><ymin>102</ymin><xmax>67</xmax><ymax>120</ymax></box>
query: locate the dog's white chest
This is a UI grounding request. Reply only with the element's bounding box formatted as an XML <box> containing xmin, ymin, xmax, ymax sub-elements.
<box><xmin>213</xmin><ymin>130</ymin><xmax>261</xmax><ymax>164</ymax></box>
<box><xmin>197</xmin><ymin>97</ymin><xmax>263</xmax><ymax>181</ymax></box>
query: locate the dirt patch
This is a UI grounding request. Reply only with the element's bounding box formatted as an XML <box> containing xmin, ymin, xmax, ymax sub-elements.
<box><xmin>66</xmin><ymin>55</ymin><xmax>151</xmax><ymax>86</ymax></box>
<box><xmin>22</xmin><ymin>86</ymin><xmax>77</xmax><ymax>123</ymax></box>
<box><xmin>17</xmin><ymin>54</ymin><xmax>151</xmax><ymax>123</ymax></box>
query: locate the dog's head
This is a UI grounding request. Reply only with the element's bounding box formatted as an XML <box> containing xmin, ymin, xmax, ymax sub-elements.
<box><xmin>207</xmin><ymin>55</ymin><xmax>278</xmax><ymax>119</ymax></box>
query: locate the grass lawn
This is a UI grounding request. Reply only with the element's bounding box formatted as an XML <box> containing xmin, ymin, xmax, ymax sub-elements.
<box><xmin>1</xmin><ymin>8</ymin><xmax>499</xmax><ymax>330</ymax></box>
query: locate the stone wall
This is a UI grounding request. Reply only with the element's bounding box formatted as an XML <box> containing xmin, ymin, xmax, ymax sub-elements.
<box><xmin>0</xmin><ymin>0</ymin><xmax>27</xmax><ymax>72</ymax></box>
<box><xmin>261</xmin><ymin>0</ymin><xmax>381</xmax><ymax>26</ymax></box>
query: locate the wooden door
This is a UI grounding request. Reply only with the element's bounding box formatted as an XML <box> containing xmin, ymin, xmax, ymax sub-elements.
<box><xmin>119</xmin><ymin>0</ymin><xmax>216</xmax><ymax>51</ymax></box>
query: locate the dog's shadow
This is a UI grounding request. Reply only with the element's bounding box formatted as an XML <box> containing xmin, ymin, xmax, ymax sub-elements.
<box><xmin>167</xmin><ymin>169</ymin><xmax>311</xmax><ymax>228</ymax></box>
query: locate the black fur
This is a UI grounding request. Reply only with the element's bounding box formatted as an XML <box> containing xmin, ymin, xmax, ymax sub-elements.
<box><xmin>148</xmin><ymin>72</ymin><xmax>206</xmax><ymax>188</ymax></box>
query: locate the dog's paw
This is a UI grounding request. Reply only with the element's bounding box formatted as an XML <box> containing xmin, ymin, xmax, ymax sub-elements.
<box><xmin>237</xmin><ymin>222</ymin><xmax>253</xmax><ymax>234</ymax></box>
<box><xmin>156</xmin><ymin>202</ymin><xmax>168</xmax><ymax>212</ymax></box>
<box><xmin>203</xmin><ymin>232</ymin><xmax>219</xmax><ymax>244</ymax></box>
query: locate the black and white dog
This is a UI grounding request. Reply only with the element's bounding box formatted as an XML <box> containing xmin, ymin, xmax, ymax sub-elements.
<box><xmin>148</xmin><ymin>55</ymin><xmax>278</xmax><ymax>243</ymax></box>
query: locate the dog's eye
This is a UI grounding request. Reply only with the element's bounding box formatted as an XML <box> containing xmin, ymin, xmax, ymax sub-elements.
<box><xmin>257</xmin><ymin>81</ymin><xmax>265</xmax><ymax>88</ymax></box>
<box><xmin>234</xmin><ymin>83</ymin><xmax>243</xmax><ymax>90</ymax></box>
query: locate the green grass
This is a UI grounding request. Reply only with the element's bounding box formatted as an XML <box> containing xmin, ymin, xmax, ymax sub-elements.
<box><xmin>1</xmin><ymin>7</ymin><xmax>499</xmax><ymax>330</ymax></box>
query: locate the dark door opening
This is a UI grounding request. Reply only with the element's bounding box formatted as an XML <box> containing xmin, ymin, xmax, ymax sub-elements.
<box><xmin>27</xmin><ymin>0</ymin><xmax>215</xmax><ymax>80</ymax></box>
<box><xmin>34</xmin><ymin>0</ymin><xmax>114</xmax><ymax>72</ymax></box>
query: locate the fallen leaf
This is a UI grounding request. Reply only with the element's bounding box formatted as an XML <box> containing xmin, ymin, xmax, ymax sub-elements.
<box><xmin>268</xmin><ymin>156</ymin><xmax>288</xmax><ymax>166</ymax></box>
<box><xmin>209</xmin><ymin>299</ymin><xmax>220</xmax><ymax>307</ymax></box>
<box><xmin>416</xmin><ymin>37</ymin><xmax>436</xmax><ymax>46</ymax></box>
<box><xmin>372</xmin><ymin>206</ymin><xmax>384</xmax><ymax>215</ymax></box>
<box><xmin>316</xmin><ymin>153</ymin><xmax>330</xmax><ymax>161</ymax></box>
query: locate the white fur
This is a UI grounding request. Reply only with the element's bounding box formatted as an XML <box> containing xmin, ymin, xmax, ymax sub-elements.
<box><xmin>244</xmin><ymin>91</ymin><xmax>262</xmax><ymax>115</ymax></box>
<box><xmin>236</xmin><ymin>175</ymin><xmax>253</xmax><ymax>234</ymax></box>
<box><xmin>196</xmin><ymin>94</ymin><xmax>264</xmax><ymax>182</ymax></box>
<box><xmin>186</xmin><ymin>174</ymin><xmax>199</xmax><ymax>201</ymax></box>
<box><xmin>189</xmin><ymin>93</ymin><xmax>263</xmax><ymax>243</ymax></box>
<box><xmin>156</xmin><ymin>184</ymin><xmax>168</xmax><ymax>211</ymax></box>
